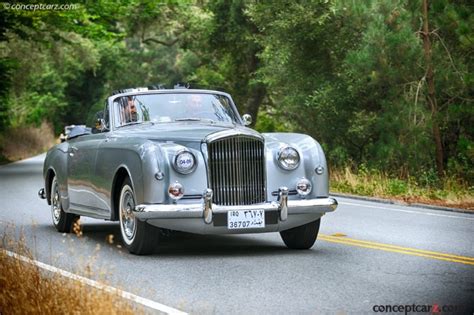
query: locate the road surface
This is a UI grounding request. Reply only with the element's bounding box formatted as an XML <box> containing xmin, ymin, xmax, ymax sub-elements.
<box><xmin>1</xmin><ymin>154</ymin><xmax>473</xmax><ymax>314</ymax></box>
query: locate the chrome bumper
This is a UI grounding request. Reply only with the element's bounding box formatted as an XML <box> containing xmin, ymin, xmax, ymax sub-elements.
<box><xmin>134</xmin><ymin>187</ymin><xmax>337</xmax><ymax>224</ymax></box>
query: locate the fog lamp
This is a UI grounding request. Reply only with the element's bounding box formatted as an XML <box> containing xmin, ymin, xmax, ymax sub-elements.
<box><xmin>168</xmin><ymin>182</ymin><xmax>184</xmax><ymax>200</ymax></box>
<box><xmin>296</xmin><ymin>178</ymin><xmax>312</xmax><ymax>197</ymax></box>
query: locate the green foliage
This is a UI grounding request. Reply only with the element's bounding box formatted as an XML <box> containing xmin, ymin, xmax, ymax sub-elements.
<box><xmin>0</xmin><ymin>58</ymin><xmax>15</xmax><ymax>131</ymax></box>
<box><xmin>0</xmin><ymin>0</ymin><xmax>472</xmax><ymax>191</ymax></box>
<box><xmin>387</xmin><ymin>179</ymin><xmax>408</xmax><ymax>195</ymax></box>
<box><xmin>331</xmin><ymin>165</ymin><xmax>473</xmax><ymax>207</ymax></box>
<box><xmin>254</xmin><ymin>106</ymin><xmax>294</xmax><ymax>133</ymax></box>
<box><xmin>248</xmin><ymin>0</ymin><xmax>473</xmax><ymax>184</ymax></box>
<box><xmin>189</xmin><ymin>0</ymin><xmax>266</xmax><ymax>120</ymax></box>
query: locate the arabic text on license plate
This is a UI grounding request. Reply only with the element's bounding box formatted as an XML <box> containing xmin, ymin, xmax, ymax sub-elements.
<box><xmin>227</xmin><ymin>210</ymin><xmax>265</xmax><ymax>229</ymax></box>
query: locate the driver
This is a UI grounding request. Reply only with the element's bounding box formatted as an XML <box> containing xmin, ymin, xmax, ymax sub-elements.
<box><xmin>121</xmin><ymin>96</ymin><xmax>138</xmax><ymax>124</ymax></box>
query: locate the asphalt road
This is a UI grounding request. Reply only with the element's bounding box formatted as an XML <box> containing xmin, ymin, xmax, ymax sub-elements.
<box><xmin>1</xmin><ymin>154</ymin><xmax>473</xmax><ymax>314</ymax></box>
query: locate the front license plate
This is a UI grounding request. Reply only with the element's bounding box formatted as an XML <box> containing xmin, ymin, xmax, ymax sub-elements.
<box><xmin>227</xmin><ymin>210</ymin><xmax>265</xmax><ymax>229</ymax></box>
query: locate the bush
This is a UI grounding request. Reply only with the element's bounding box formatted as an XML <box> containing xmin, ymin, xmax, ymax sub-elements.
<box><xmin>0</xmin><ymin>121</ymin><xmax>55</xmax><ymax>162</ymax></box>
<box><xmin>387</xmin><ymin>179</ymin><xmax>408</xmax><ymax>195</ymax></box>
<box><xmin>330</xmin><ymin>165</ymin><xmax>473</xmax><ymax>210</ymax></box>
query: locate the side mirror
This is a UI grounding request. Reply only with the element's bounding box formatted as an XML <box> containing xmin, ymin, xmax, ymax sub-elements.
<box><xmin>242</xmin><ymin>114</ymin><xmax>252</xmax><ymax>126</ymax></box>
<box><xmin>95</xmin><ymin>118</ymin><xmax>107</xmax><ymax>132</ymax></box>
<box><xmin>93</xmin><ymin>110</ymin><xmax>108</xmax><ymax>133</ymax></box>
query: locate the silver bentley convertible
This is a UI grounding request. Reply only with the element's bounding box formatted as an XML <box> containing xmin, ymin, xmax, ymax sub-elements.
<box><xmin>39</xmin><ymin>88</ymin><xmax>337</xmax><ymax>254</ymax></box>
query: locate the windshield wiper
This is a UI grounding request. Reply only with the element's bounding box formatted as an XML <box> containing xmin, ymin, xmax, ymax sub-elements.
<box><xmin>175</xmin><ymin>117</ymin><xmax>202</xmax><ymax>121</ymax></box>
<box><xmin>175</xmin><ymin>118</ymin><xmax>217</xmax><ymax>124</ymax></box>
<box><xmin>118</xmin><ymin>121</ymin><xmax>154</xmax><ymax>128</ymax></box>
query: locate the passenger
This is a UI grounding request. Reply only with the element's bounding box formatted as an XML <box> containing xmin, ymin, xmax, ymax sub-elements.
<box><xmin>187</xmin><ymin>94</ymin><xmax>204</xmax><ymax>111</ymax></box>
<box><xmin>183</xmin><ymin>94</ymin><xmax>215</xmax><ymax>121</ymax></box>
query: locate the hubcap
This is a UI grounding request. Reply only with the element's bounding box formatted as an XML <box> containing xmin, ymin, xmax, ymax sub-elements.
<box><xmin>120</xmin><ymin>185</ymin><xmax>137</xmax><ymax>244</ymax></box>
<box><xmin>51</xmin><ymin>180</ymin><xmax>61</xmax><ymax>225</ymax></box>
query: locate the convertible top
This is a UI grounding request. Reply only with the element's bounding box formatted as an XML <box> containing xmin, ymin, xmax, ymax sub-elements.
<box><xmin>67</xmin><ymin>125</ymin><xmax>91</xmax><ymax>140</ymax></box>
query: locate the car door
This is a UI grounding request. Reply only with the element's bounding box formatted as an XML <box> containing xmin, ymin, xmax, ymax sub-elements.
<box><xmin>67</xmin><ymin>133</ymin><xmax>108</xmax><ymax>217</ymax></box>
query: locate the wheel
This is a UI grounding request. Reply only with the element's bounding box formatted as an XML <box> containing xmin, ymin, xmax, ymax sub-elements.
<box><xmin>50</xmin><ymin>176</ymin><xmax>78</xmax><ymax>232</ymax></box>
<box><xmin>119</xmin><ymin>177</ymin><xmax>159</xmax><ymax>255</ymax></box>
<box><xmin>280</xmin><ymin>218</ymin><xmax>321</xmax><ymax>249</ymax></box>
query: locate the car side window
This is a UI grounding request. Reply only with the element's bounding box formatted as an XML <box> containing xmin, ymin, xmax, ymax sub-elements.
<box><xmin>104</xmin><ymin>102</ymin><xmax>110</xmax><ymax>130</ymax></box>
<box><xmin>113</xmin><ymin>96</ymin><xmax>151</xmax><ymax>127</ymax></box>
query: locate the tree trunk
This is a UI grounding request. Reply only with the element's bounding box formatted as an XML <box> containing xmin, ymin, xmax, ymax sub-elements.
<box><xmin>243</xmin><ymin>53</ymin><xmax>266</xmax><ymax>127</ymax></box>
<box><xmin>244</xmin><ymin>84</ymin><xmax>266</xmax><ymax>127</ymax></box>
<box><xmin>422</xmin><ymin>0</ymin><xmax>444</xmax><ymax>177</ymax></box>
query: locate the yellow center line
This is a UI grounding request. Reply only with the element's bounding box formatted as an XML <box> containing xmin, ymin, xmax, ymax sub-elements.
<box><xmin>320</xmin><ymin>234</ymin><xmax>474</xmax><ymax>261</ymax></box>
<box><xmin>319</xmin><ymin>234</ymin><xmax>474</xmax><ymax>266</ymax></box>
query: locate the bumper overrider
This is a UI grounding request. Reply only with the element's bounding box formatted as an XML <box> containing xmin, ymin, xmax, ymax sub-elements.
<box><xmin>134</xmin><ymin>187</ymin><xmax>337</xmax><ymax>224</ymax></box>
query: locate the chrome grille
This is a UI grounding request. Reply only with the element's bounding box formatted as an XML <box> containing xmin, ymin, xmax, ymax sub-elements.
<box><xmin>208</xmin><ymin>136</ymin><xmax>266</xmax><ymax>205</ymax></box>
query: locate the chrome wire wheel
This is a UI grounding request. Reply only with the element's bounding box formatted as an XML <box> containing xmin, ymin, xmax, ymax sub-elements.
<box><xmin>51</xmin><ymin>178</ymin><xmax>61</xmax><ymax>225</ymax></box>
<box><xmin>119</xmin><ymin>184</ymin><xmax>137</xmax><ymax>245</ymax></box>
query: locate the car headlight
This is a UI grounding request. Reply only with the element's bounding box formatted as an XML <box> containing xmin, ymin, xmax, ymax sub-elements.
<box><xmin>173</xmin><ymin>150</ymin><xmax>196</xmax><ymax>174</ymax></box>
<box><xmin>277</xmin><ymin>146</ymin><xmax>300</xmax><ymax>170</ymax></box>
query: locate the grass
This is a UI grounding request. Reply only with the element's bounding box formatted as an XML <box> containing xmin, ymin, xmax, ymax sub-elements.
<box><xmin>330</xmin><ymin>166</ymin><xmax>474</xmax><ymax>210</ymax></box>
<box><xmin>0</xmin><ymin>121</ymin><xmax>56</xmax><ymax>164</ymax></box>
<box><xmin>0</xmin><ymin>227</ymin><xmax>142</xmax><ymax>314</ymax></box>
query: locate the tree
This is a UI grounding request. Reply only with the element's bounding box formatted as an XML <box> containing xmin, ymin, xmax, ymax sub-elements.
<box><xmin>421</xmin><ymin>0</ymin><xmax>444</xmax><ymax>177</ymax></box>
<box><xmin>248</xmin><ymin>0</ymin><xmax>473</xmax><ymax>182</ymax></box>
<box><xmin>1</xmin><ymin>0</ymin><xmax>472</xmax><ymax>183</ymax></box>
<box><xmin>191</xmin><ymin>0</ymin><xmax>266</xmax><ymax>124</ymax></box>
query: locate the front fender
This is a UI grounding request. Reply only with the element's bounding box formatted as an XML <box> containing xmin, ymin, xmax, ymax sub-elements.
<box><xmin>142</xmin><ymin>141</ymin><xmax>208</xmax><ymax>204</ymax></box>
<box><xmin>263</xmin><ymin>132</ymin><xmax>329</xmax><ymax>199</ymax></box>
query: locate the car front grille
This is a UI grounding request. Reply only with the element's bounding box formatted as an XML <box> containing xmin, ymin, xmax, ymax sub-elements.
<box><xmin>207</xmin><ymin>135</ymin><xmax>266</xmax><ymax>206</ymax></box>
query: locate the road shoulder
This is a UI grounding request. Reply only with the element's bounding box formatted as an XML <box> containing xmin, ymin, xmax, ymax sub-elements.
<box><xmin>330</xmin><ymin>192</ymin><xmax>473</xmax><ymax>214</ymax></box>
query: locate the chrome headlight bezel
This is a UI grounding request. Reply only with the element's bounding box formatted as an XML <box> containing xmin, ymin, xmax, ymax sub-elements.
<box><xmin>173</xmin><ymin>150</ymin><xmax>197</xmax><ymax>174</ymax></box>
<box><xmin>277</xmin><ymin>146</ymin><xmax>300</xmax><ymax>170</ymax></box>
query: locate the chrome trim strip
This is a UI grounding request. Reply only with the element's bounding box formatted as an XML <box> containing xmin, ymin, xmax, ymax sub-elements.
<box><xmin>181</xmin><ymin>194</ymin><xmax>202</xmax><ymax>200</ymax></box>
<box><xmin>204</xmin><ymin>128</ymin><xmax>264</xmax><ymax>143</ymax></box>
<box><xmin>272</xmin><ymin>190</ymin><xmax>298</xmax><ymax>196</ymax></box>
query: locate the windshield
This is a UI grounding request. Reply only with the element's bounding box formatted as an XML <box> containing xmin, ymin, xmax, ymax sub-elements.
<box><xmin>112</xmin><ymin>93</ymin><xmax>240</xmax><ymax>128</ymax></box>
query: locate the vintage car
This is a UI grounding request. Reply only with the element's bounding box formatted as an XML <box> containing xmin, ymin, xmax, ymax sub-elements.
<box><xmin>39</xmin><ymin>87</ymin><xmax>337</xmax><ymax>254</ymax></box>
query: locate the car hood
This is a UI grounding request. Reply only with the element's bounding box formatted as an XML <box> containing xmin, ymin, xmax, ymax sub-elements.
<box><xmin>113</xmin><ymin>122</ymin><xmax>262</xmax><ymax>143</ymax></box>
